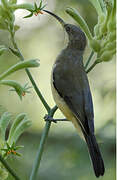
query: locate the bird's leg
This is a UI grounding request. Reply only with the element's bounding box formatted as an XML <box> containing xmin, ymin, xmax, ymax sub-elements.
<box><xmin>44</xmin><ymin>114</ymin><xmax>68</xmax><ymax>123</ymax></box>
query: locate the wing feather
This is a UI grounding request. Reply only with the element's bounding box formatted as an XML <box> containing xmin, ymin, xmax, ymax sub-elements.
<box><xmin>53</xmin><ymin>62</ymin><xmax>94</xmax><ymax>135</ymax></box>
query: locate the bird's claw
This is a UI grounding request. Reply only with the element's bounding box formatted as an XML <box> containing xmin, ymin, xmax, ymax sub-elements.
<box><xmin>44</xmin><ymin>115</ymin><xmax>57</xmax><ymax>123</ymax></box>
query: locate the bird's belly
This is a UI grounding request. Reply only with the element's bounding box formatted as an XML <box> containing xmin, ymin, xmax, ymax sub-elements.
<box><xmin>51</xmin><ymin>75</ymin><xmax>83</xmax><ymax>138</ymax></box>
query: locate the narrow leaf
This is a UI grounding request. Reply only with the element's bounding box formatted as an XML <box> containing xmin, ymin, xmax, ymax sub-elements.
<box><xmin>23</xmin><ymin>12</ymin><xmax>33</xmax><ymax>18</ymax></box>
<box><xmin>39</xmin><ymin>0</ymin><xmax>42</xmax><ymax>9</ymax></box>
<box><xmin>8</xmin><ymin>113</ymin><xmax>27</xmax><ymax>145</ymax></box>
<box><xmin>9</xmin><ymin>0</ymin><xmax>17</xmax><ymax>4</ymax></box>
<box><xmin>0</xmin><ymin>80</ymin><xmax>27</xmax><ymax>100</ymax></box>
<box><xmin>0</xmin><ymin>59</ymin><xmax>40</xmax><ymax>80</ymax></box>
<box><xmin>34</xmin><ymin>2</ymin><xmax>38</xmax><ymax>10</ymax></box>
<box><xmin>0</xmin><ymin>112</ymin><xmax>12</xmax><ymax>141</ymax></box>
<box><xmin>10</xmin><ymin>118</ymin><xmax>31</xmax><ymax>144</ymax></box>
<box><xmin>0</xmin><ymin>45</ymin><xmax>7</xmax><ymax>56</ymax></box>
<box><xmin>88</xmin><ymin>0</ymin><xmax>104</xmax><ymax>15</ymax></box>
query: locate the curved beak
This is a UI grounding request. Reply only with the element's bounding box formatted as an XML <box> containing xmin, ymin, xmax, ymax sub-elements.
<box><xmin>43</xmin><ymin>10</ymin><xmax>66</xmax><ymax>27</ymax></box>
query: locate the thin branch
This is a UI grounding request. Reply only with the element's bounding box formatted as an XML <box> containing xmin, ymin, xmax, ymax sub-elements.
<box><xmin>86</xmin><ymin>61</ymin><xmax>97</xmax><ymax>73</ymax></box>
<box><xmin>0</xmin><ymin>155</ymin><xmax>21</xmax><ymax>180</ymax></box>
<box><xmin>29</xmin><ymin>105</ymin><xmax>58</xmax><ymax>180</ymax></box>
<box><xmin>84</xmin><ymin>51</ymin><xmax>94</xmax><ymax>70</ymax></box>
<box><xmin>10</xmin><ymin>32</ymin><xmax>50</xmax><ymax>112</ymax></box>
<box><xmin>25</xmin><ymin>69</ymin><xmax>50</xmax><ymax>112</ymax></box>
<box><xmin>29</xmin><ymin>121</ymin><xmax>51</xmax><ymax>180</ymax></box>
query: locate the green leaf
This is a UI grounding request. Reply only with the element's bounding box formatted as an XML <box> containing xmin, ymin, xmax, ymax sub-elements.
<box><xmin>34</xmin><ymin>2</ymin><xmax>38</xmax><ymax>10</ymax></box>
<box><xmin>0</xmin><ymin>19</ymin><xmax>8</xmax><ymax>30</ymax></box>
<box><xmin>14</xmin><ymin>152</ymin><xmax>22</xmax><ymax>157</ymax></box>
<box><xmin>10</xmin><ymin>3</ymin><xmax>34</xmax><ymax>11</ymax></box>
<box><xmin>11</xmin><ymin>118</ymin><xmax>31</xmax><ymax>144</ymax></box>
<box><xmin>1</xmin><ymin>0</ymin><xmax>9</xmax><ymax>9</ymax></box>
<box><xmin>6</xmin><ymin>142</ymin><xmax>10</xmax><ymax>149</ymax></box>
<box><xmin>88</xmin><ymin>0</ymin><xmax>104</xmax><ymax>15</ymax></box>
<box><xmin>0</xmin><ymin>45</ymin><xmax>7</xmax><ymax>56</ymax></box>
<box><xmin>0</xmin><ymin>80</ymin><xmax>31</xmax><ymax>100</ymax></box>
<box><xmin>0</xmin><ymin>59</ymin><xmax>40</xmax><ymax>80</ymax></box>
<box><xmin>7</xmin><ymin>113</ymin><xmax>27</xmax><ymax>145</ymax></box>
<box><xmin>14</xmin><ymin>145</ymin><xmax>24</xmax><ymax>150</ymax></box>
<box><xmin>0</xmin><ymin>112</ymin><xmax>12</xmax><ymax>141</ymax></box>
<box><xmin>23</xmin><ymin>12</ymin><xmax>33</xmax><ymax>19</ymax></box>
<box><xmin>98</xmin><ymin>0</ymin><xmax>107</xmax><ymax>14</ymax></box>
<box><xmin>14</xmin><ymin>25</ymin><xmax>20</xmax><ymax>32</ymax></box>
<box><xmin>9</xmin><ymin>0</ymin><xmax>17</xmax><ymax>4</ymax></box>
<box><xmin>40</xmin><ymin>4</ymin><xmax>47</xmax><ymax>10</ymax></box>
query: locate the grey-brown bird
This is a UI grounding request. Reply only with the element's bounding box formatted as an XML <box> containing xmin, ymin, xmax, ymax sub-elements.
<box><xmin>44</xmin><ymin>10</ymin><xmax>105</xmax><ymax>177</ymax></box>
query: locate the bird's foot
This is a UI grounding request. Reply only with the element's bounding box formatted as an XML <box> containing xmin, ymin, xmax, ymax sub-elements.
<box><xmin>44</xmin><ymin>115</ymin><xmax>57</xmax><ymax>123</ymax></box>
<box><xmin>44</xmin><ymin>115</ymin><xmax>68</xmax><ymax>123</ymax></box>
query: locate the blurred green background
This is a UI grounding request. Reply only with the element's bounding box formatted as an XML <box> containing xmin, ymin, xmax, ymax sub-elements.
<box><xmin>0</xmin><ymin>0</ymin><xmax>116</xmax><ymax>180</ymax></box>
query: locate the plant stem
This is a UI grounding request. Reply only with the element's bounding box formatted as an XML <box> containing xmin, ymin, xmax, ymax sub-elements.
<box><xmin>10</xmin><ymin>32</ymin><xmax>50</xmax><ymax>112</ymax></box>
<box><xmin>84</xmin><ymin>51</ymin><xmax>94</xmax><ymax>70</ymax></box>
<box><xmin>0</xmin><ymin>155</ymin><xmax>20</xmax><ymax>180</ymax></box>
<box><xmin>30</xmin><ymin>105</ymin><xmax>58</xmax><ymax>180</ymax></box>
<box><xmin>29</xmin><ymin>121</ymin><xmax>51</xmax><ymax>180</ymax></box>
<box><xmin>86</xmin><ymin>61</ymin><xmax>97</xmax><ymax>73</ymax></box>
<box><xmin>25</xmin><ymin>69</ymin><xmax>50</xmax><ymax>112</ymax></box>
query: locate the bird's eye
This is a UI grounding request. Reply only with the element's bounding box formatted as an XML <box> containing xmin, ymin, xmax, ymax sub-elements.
<box><xmin>66</xmin><ymin>26</ymin><xmax>70</xmax><ymax>32</ymax></box>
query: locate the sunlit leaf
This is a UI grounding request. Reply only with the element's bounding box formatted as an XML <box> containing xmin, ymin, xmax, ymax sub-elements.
<box><xmin>0</xmin><ymin>59</ymin><xmax>40</xmax><ymax>80</ymax></box>
<box><xmin>0</xmin><ymin>112</ymin><xmax>12</xmax><ymax>141</ymax></box>
<box><xmin>7</xmin><ymin>113</ymin><xmax>27</xmax><ymax>145</ymax></box>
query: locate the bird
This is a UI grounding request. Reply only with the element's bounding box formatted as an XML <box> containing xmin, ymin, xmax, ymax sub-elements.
<box><xmin>44</xmin><ymin>10</ymin><xmax>105</xmax><ymax>177</ymax></box>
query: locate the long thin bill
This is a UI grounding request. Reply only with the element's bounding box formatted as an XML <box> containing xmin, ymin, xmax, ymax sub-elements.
<box><xmin>43</xmin><ymin>10</ymin><xmax>66</xmax><ymax>27</ymax></box>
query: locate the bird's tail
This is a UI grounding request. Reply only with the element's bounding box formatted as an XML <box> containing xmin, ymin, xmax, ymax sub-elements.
<box><xmin>84</xmin><ymin>133</ymin><xmax>105</xmax><ymax>177</ymax></box>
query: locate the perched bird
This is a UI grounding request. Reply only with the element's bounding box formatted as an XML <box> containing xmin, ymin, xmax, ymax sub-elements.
<box><xmin>44</xmin><ymin>10</ymin><xmax>105</xmax><ymax>177</ymax></box>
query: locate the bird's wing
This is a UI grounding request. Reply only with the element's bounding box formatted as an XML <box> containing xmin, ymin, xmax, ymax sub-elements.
<box><xmin>53</xmin><ymin>65</ymin><xmax>94</xmax><ymax>135</ymax></box>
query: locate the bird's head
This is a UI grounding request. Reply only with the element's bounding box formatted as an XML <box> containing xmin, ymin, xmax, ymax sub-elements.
<box><xmin>44</xmin><ymin>10</ymin><xmax>86</xmax><ymax>50</ymax></box>
<box><xmin>64</xmin><ymin>24</ymin><xmax>86</xmax><ymax>50</ymax></box>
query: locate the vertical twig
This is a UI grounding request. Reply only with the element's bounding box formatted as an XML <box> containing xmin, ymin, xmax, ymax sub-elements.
<box><xmin>29</xmin><ymin>121</ymin><xmax>51</xmax><ymax>180</ymax></box>
<box><xmin>30</xmin><ymin>105</ymin><xmax>58</xmax><ymax>180</ymax></box>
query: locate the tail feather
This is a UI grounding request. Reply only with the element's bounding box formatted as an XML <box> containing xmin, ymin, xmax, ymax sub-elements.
<box><xmin>84</xmin><ymin>134</ymin><xmax>105</xmax><ymax>177</ymax></box>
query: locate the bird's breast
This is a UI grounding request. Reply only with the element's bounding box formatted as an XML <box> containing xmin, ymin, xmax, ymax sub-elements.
<box><xmin>51</xmin><ymin>71</ymin><xmax>72</xmax><ymax>120</ymax></box>
<box><xmin>51</xmin><ymin>68</ymin><xmax>84</xmax><ymax>138</ymax></box>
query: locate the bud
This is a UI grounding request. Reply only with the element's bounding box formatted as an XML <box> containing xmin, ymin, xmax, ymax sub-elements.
<box><xmin>98</xmin><ymin>14</ymin><xmax>106</xmax><ymax>24</ymax></box>
<box><xmin>104</xmin><ymin>40</ymin><xmax>116</xmax><ymax>51</ymax></box>
<box><xmin>107</xmin><ymin>18</ymin><xmax>116</xmax><ymax>32</ymax></box>
<box><xmin>94</xmin><ymin>14</ymin><xmax>106</xmax><ymax>39</ymax></box>
<box><xmin>108</xmin><ymin>30</ymin><xmax>116</xmax><ymax>41</ymax></box>
<box><xmin>97</xmin><ymin>49</ymin><xmax>115</xmax><ymax>62</ymax></box>
<box><xmin>94</xmin><ymin>24</ymin><xmax>100</xmax><ymax>37</ymax></box>
<box><xmin>90</xmin><ymin>38</ymin><xmax>101</xmax><ymax>52</ymax></box>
